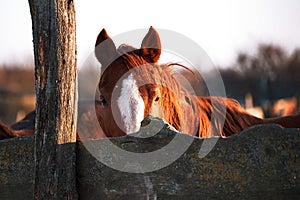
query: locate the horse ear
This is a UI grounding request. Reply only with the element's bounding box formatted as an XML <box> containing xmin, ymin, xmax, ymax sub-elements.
<box><xmin>140</xmin><ymin>26</ymin><xmax>161</xmax><ymax>63</ymax></box>
<box><xmin>95</xmin><ymin>28</ymin><xmax>117</xmax><ymax>66</ymax></box>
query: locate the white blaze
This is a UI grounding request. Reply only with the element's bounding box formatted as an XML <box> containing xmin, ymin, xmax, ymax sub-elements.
<box><xmin>117</xmin><ymin>74</ymin><xmax>145</xmax><ymax>134</ymax></box>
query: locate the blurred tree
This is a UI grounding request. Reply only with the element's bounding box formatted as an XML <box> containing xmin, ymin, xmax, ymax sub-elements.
<box><xmin>0</xmin><ymin>66</ymin><xmax>35</xmax><ymax>124</ymax></box>
<box><xmin>221</xmin><ymin>43</ymin><xmax>299</xmax><ymax>114</ymax></box>
<box><xmin>236</xmin><ymin>52</ymin><xmax>253</xmax><ymax>72</ymax></box>
<box><xmin>285</xmin><ymin>48</ymin><xmax>300</xmax><ymax>81</ymax></box>
<box><xmin>236</xmin><ymin>44</ymin><xmax>288</xmax><ymax>80</ymax></box>
<box><xmin>255</xmin><ymin>44</ymin><xmax>288</xmax><ymax>80</ymax></box>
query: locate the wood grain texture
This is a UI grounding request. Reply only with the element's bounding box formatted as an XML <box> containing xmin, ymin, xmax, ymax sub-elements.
<box><xmin>28</xmin><ymin>0</ymin><xmax>78</xmax><ymax>199</ymax></box>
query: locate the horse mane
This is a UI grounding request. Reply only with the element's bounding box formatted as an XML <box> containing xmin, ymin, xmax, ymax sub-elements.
<box><xmin>116</xmin><ymin>46</ymin><xmax>255</xmax><ymax>136</ymax></box>
<box><xmin>196</xmin><ymin>97</ymin><xmax>262</xmax><ymax>137</ymax></box>
<box><xmin>108</xmin><ymin>44</ymin><xmax>300</xmax><ymax>138</ymax></box>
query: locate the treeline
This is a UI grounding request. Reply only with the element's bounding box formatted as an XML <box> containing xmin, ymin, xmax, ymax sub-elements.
<box><xmin>220</xmin><ymin>44</ymin><xmax>300</xmax><ymax>106</ymax></box>
<box><xmin>0</xmin><ymin>65</ymin><xmax>35</xmax><ymax>124</ymax></box>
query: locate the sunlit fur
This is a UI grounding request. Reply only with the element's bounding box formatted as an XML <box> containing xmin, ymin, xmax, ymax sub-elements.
<box><xmin>100</xmin><ymin>47</ymin><xmax>261</xmax><ymax>137</ymax></box>
<box><xmin>97</xmin><ymin>28</ymin><xmax>300</xmax><ymax>138</ymax></box>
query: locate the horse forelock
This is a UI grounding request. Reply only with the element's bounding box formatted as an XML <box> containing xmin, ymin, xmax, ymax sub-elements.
<box><xmin>117</xmin><ymin>44</ymin><xmax>137</xmax><ymax>55</ymax></box>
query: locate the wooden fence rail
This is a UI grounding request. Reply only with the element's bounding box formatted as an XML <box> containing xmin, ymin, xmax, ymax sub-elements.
<box><xmin>1</xmin><ymin>117</ymin><xmax>300</xmax><ymax>199</ymax></box>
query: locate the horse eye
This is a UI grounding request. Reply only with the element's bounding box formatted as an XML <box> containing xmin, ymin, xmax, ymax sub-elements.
<box><xmin>154</xmin><ymin>96</ymin><xmax>160</xmax><ymax>102</ymax></box>
<box><xmin>100</xmin><ymin>95</ymin><xmax>108</xmax><ymax>106</ymax></box>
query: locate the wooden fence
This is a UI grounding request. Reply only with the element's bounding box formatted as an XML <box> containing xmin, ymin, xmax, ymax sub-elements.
<box><xmin>1</xmin><ymin>116</ymin><xmax>300</xmax><ymax>199</ymax></box>
<box><xmin>0</xmin><ymin>0</ymin><xmax>299</xmax><ymax>199</ymax></box>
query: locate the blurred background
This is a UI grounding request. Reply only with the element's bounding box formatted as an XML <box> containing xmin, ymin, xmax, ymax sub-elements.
<box><xmin>0</xmin><ymin>0</ymin><xmax>299</xmax><ymax>124</ymax></box>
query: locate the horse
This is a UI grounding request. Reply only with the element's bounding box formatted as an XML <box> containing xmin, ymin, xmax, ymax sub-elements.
<box><xmin>94</xmin><ymin>26</ymin><xmax>300</xmax><ymax>138</ymax></box>
<box><xmin>0</xmin><ymin>100</ymin><xmax>104</xmax><ymax>140</ymax></box>
<box><xmin>0</xmin><ymin>26</ymin><xmax>300</xmax><ymax>140</ymax></box>
<box><xmin>244</xmin><ymin>93</ymin><xmax>264</xmax><ymax>118</ymax></box>
<box><xmin>270</xmin><ymin>97</ymin><xmax>298</xmax><ymax>117</ymax></box>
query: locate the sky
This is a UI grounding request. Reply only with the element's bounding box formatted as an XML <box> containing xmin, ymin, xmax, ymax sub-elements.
<box><xmin>0</xmin><ymin>0</ymin><xmax>300</xmax><ymax>67</ymax></box>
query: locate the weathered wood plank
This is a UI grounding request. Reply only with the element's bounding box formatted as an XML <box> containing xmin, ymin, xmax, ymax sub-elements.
<box><xmin>0</xmin><ymin>137</ymin><xmax>34</xmax><ymax>199</ymax></box>
<box><xmin>76</xmin><ymin>116</ymin><xmax>300</xmax><ymax>199</ymax></box>
<box><xmin>0</xmin><ymin>116</ymin><xmax>299</xmax><ymax>199</ymax></box>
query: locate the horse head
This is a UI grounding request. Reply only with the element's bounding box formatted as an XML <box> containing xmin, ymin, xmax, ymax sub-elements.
<box><xmin>94</xmin><ymin>27</ymin><xmax>198</xmax><ymax>137</ymax></box>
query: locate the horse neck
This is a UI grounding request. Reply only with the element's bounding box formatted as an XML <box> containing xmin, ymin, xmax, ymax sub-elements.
<box><xmin>261</xmin><ymin>114</ymin><xmax>300</xmax><ymax>128</ymax></box>
<box><xmin>194</xmin><ymin>96</ymin><xmax>263</xmax><ymax>138</ymax></box>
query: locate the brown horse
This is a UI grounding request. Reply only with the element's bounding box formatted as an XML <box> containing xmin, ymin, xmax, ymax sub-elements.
<box><xmin>95</xmin><ymin>26</ymin><xmax>300</xmax><ymax>138</ymax></box>
<box><xmin>0</xmin><ymin>26</ymin><xmax>299</xmax><ymax>140</ymax></box>
<box><xmin>270</xmin><ymin>97</ymin><xmax>299</xmax><ymax>117</ymax></box>
<box><xmin>0</xmin><ymin>100</ymin><xmax>104</xmax><ymax>140</ymax></box>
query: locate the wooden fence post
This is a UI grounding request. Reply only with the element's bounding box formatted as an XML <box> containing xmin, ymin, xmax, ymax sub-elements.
<box><xmin>28</xmin><ymin>0</ymin><xmax>78</xmax><ymax>199</ymax></box>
